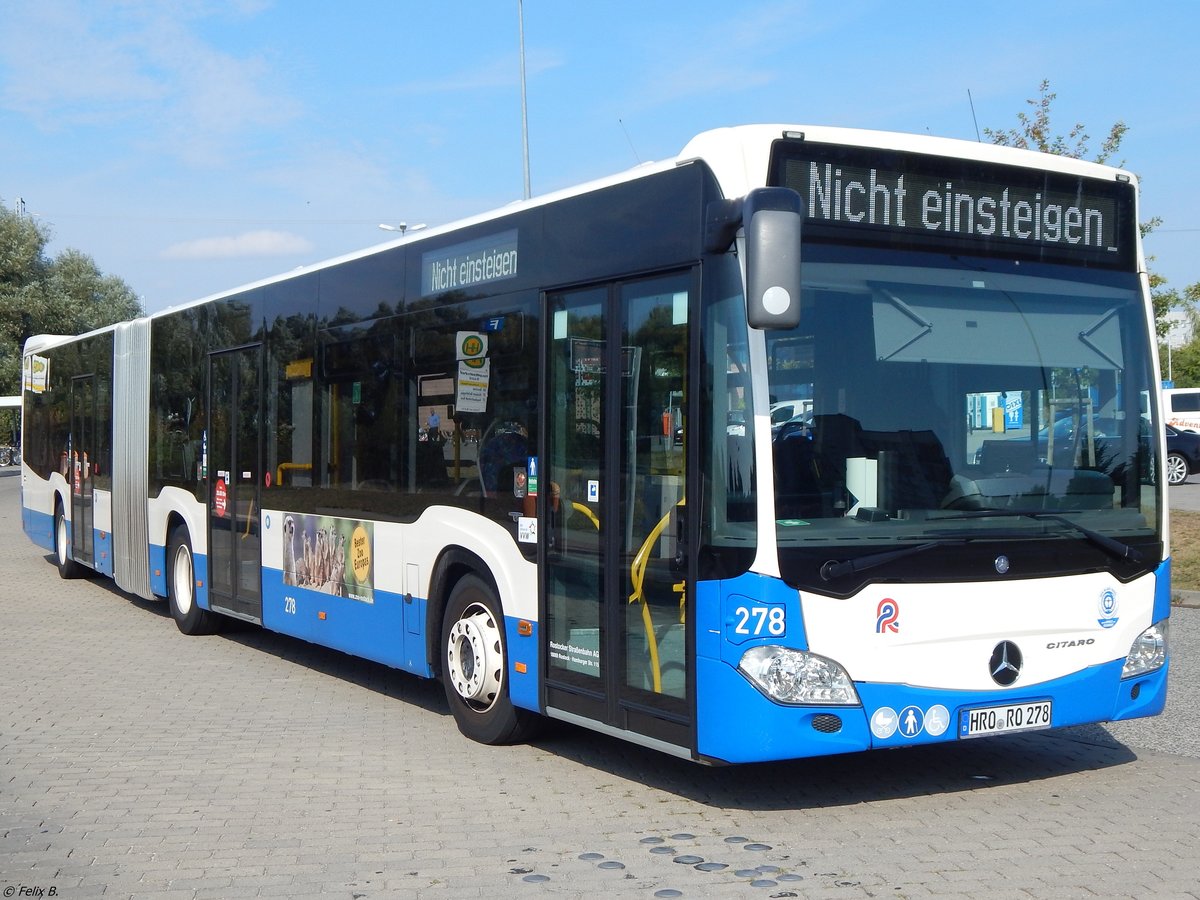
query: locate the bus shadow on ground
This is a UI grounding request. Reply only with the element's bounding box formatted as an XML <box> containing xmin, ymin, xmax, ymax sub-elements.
<box><xmin>66</xmin><ymin>557</ymin><xmax>1140</xmax><ymax>809</ymax></box>
<box><xmin>206</xmin><ymin>604</ymin><xmax>1143</xmax><ymax>810</ymax></box>
<box><xmin>55</xmin><ymin>560</ymin><xmax>452</xmax><ymax>714</ymax></box>
<box><xmin>524</xmin><ymin>721</ymin><xmax>1138</xmax><ymax>810</ymax></box>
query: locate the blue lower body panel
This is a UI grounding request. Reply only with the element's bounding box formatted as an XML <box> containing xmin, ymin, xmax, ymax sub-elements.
<box><xmin>262</xmin><ymin>566</ymin><xmax>431</xmax><ymax>677</ymax></box>
<box><xmin>24</xmin><ymin>506</ymin><xmax>54</xmax><ymax>552</ymax></box>
<box><xmin>93</xmin><ymin>528</ymin><xmax>113</xmax><ymax>576</ymax></box>
<box><xmin>698</xmin><ymin>655</ymin><xmax>1167</xmax><ymax>764</ymax></box>
<box><xmin>505</xmin><ymin>617</ymin><xmax>539</xmax><ymax>713</ymax></box>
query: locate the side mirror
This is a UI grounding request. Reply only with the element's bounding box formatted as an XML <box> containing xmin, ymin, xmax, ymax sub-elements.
<box><xmin>744</xmin><ymin>187</ymin><xmax>803</xmax><ymax>330</ymax></box>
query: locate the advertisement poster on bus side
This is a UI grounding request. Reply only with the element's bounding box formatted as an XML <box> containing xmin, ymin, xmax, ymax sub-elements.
<box><xmin>281</xmin><ymin>513</ymin><xmax>374</xmax><ymax>603</ymax></box>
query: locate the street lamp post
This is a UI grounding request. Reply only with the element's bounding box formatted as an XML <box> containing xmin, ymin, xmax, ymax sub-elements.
<box><xmin>378</xmin><ymin>223</ymin><xmax>426</xmax><ymax>235</ymax></box>
<box><xmin>518</xmin><ymin>0</ymin><xmax>531</xmax><ymax>200</ymax></box>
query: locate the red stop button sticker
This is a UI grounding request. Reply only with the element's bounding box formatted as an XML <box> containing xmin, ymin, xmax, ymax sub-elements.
<box><xmin>214</xmin><ymin>478</ymin><xmax>228</xmax><ymax>517</ymax></box>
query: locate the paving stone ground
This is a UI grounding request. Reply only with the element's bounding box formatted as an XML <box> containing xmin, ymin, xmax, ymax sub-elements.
<box><xmin>2</xmin><ymin>470</ymin><xmax>1199</xmax><ymax>899</ymax></box>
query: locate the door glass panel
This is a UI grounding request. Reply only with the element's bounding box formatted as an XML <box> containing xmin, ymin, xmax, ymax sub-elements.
<box><xmin>545</xmin><ymin>288</ymin><xmax>607</xmax><ymax>687</ymax></box>
<box><xmin>209</xmin><ymin>346</ymin><xmax>262</xmax><ymax>615</ymax></box>
<box><xmin>71</xmin><ymin>376</ymin><xmax>95</xmax><ymax>563</ymax></box>
<box><xmin>620</xmin><ymin>276</ymin><xmax>688</xmax><ymax>702</ymax></box>
<box><xmin>235</xmin><ymin>349</ymin><xmax>261</xmax><ymax>601</ymax></box>
<box><xmin>209</xmin><ymin>354</ymin><xmax>234</xmax><ymax>599</ymax></box>
<box><xmin>544</xmin><ymin>274</ymin><xmax>690</xmax><ymax>715</ymax></box>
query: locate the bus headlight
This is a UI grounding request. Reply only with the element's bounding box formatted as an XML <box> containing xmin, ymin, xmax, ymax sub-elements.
<box><xmin>738</xmin><ymin>646</ymin><xmax>860</xmax><ymax>706</ymax></box>
<box><xmin>1122</xmin><ymin>620</ymin><xmax>1168</xmax><ymax>679</ymax></box>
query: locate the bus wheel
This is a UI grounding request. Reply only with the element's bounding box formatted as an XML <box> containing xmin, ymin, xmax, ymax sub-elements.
<box><xmin>441</xmin><ymin>574</ymin><xmax>538</xmax><ymax>745</ymax></box>
<box><xmin>168</xmin><ymin>528</ymin><xmax>220</xmax><ymax>635</ymax></box>
<box><xmin>54</xmin><ymin>505</ymin><xmax>81</xmax><ymax>579</ymax></box>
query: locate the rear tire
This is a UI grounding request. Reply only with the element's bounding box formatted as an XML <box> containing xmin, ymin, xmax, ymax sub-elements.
<box><xmin>168</xmin><ymin>528</ymin><xmax>220</xmax><ymax>635</ymax></box>
<box><xmin>54</xmin><ymin>505</ymin><xmax>82</xmax><ymax>579</ymax></box>
<box><xmin>441</xmin><ymin>574</ymin><xmax>539</xmax><ymax>745</ymax></box>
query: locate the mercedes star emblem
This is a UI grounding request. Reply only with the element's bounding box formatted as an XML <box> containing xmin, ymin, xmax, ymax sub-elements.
<box><xmin>989</xmin><ymin>640</ymin><xmax>1022</xmax><ymax>686</ymax></box>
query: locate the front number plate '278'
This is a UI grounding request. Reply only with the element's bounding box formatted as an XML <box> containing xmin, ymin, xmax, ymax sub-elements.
<box><xmin>959</xmin><ymin>700</ymin><xmax>1052</xmax><ymax>738</ymax></box>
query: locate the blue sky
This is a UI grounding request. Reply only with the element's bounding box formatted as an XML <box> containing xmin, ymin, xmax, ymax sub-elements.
<box><xmin>3</xmin><ymin>1</ymin><xmax>1198</xmax><ymax>314</ymax></box>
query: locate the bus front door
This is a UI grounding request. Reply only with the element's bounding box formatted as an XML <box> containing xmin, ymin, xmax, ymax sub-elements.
<box><xmin>543</xmin><ymin>272</ymin><xmax>692</xmax><ymax>754</ymax></box>
<box><xmin>207</xmin><ymin>345</ymin><xmax>264</xmax><ymax>623</ymax></box>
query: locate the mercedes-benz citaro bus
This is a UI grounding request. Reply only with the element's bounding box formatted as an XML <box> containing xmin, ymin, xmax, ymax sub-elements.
<box><xmin>21</xmin><ymin>125</ymin><xmax>1169</xmax><ymax>764</ymax></box>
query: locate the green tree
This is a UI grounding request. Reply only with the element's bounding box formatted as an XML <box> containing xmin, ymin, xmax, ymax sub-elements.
<box><xmin>0</xmin><ymin>201</ymin><xmax>143</xmax><ymax>441</ymax></box>
<box><xmin>983</xmin><ymin>78</ymin><xmax>1128</xmax><ymax>164</ymax></box>
<box><xmin>1159</xmin><ymin>284</ymin><xmax>1200</xmax><ymax>385</ymax></box>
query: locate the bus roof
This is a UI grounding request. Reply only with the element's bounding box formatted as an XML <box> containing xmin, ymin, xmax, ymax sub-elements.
<box><xmin>678</xmin><ymin>124</ymin><xmax>1138</xmax><ymax>202</ymax></box>
<box><xmin>38</xmin><ymin>124</ymin><xmax>1142</xmax><ymax>335</ymax></box>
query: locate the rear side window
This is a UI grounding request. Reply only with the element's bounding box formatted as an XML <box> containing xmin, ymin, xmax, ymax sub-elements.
<box><xmin>1171</xmin><ymin>392</ymin><xmax>1200</xmax><ymax>413</ymax></box>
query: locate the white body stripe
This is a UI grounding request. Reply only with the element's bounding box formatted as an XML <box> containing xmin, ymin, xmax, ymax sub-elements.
<box><xmin>802</xmin><ymin>572</ymin><xmax>1154</xmax><ymax>689</ymax></box>
<box><xmin>262</xmin><ymin>506</ymin><xmax>536</xmax><ymax>619</ymax></box>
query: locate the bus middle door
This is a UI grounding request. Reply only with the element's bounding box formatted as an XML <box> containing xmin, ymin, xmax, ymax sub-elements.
<box><xmin>207</xmin><ymin>345</ymin><xmax>264</xmax><ymax>623</ymax></box>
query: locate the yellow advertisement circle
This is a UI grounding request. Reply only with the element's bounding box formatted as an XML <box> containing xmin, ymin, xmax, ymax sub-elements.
<box><xmin>351</xmin><ymin>524</ymin><xmax>371</xmax><ymax>583</ymax></box>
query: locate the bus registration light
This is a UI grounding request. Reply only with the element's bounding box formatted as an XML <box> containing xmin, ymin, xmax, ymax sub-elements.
<box><xmin>738</xmin><ymin>646</ymin><xmax>859</xmax><ymax>706</ymax></box>
<box><xmin>1122</xmin><ymin>620</ymin><xmax>1168</xmax><ymax>679</ymax></box>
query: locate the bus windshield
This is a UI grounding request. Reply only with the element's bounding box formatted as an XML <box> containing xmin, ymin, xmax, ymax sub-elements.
<box><xmin>766</xmin><ymin>250</ymin><xmax>1160</xmax><ymax>587</ymax></box>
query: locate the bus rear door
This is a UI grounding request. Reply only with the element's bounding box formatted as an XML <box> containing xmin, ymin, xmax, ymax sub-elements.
<box><xmin>69</xmin><ymin>374</ymin><xmax>96</xmax><ymax>568</ymax></box>
<box><xmin>207</xmin><ymin>345</ymin><xmax>264</xmax><ymax>622</ymax></box>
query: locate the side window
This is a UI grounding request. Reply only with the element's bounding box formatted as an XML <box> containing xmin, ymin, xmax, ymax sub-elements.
<box><xmin>150</xmin><ymin>310</ymin><xmax>206</xmax><ymax>497</ymax></box>
<box><xmin>305</xmin><ymin>298</ymin><xmax>538</xmax><ymax>536</ymax></box>
<box><xmin>1173</xmin><ymin>392</ymin><xmax>1200</xmax><ymax>413</ymax></box>
<box><xmin>408</xmin><ymin>304</ymin><xmax>537</xmax><ymax>513</ymax></box>
<box><xmin>318</xmin><ymin>320</ymin><xmax>402</xmax><ymax>493</ymax></box>
<box><xmin>701</xmin><ymin>281</ymin><xmax>758</xmax><ymax>558</ymax></box>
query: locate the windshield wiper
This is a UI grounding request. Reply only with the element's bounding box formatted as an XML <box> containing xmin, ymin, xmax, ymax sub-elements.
<box><xmin>936</xmin><ymin>509</ymin><xmax>1145</xmax><ymax>566</ymax></box>
<box><xmin>820</xmin><ymin>540</ymin><xmax>966</xmax><ymax>581</ymax></box>
<box><xmin>818</xmin><ymin>510</ymin><xmax>1145</xmax><ymax>583</ymax></box>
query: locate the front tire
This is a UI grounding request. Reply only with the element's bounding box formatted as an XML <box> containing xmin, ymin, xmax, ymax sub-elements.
<box><xmin>168</xmin><ymin>528</ymin><xmax>220</xmax><ymax>635</ymax></box>
<box><xmin>441</xmin><ymin>574</ymin><xmax>539</xmax><ymax>745</ymax></box>
<box><xmin>1166</xmin><ymin>452</ymin><xmax>1190</xmax><ymax>486</ymax></box>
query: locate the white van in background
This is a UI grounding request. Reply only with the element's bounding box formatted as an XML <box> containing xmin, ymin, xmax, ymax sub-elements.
<box><xmin>1163</xmin><ymin>388</ymin><xmax>1200</xmax><ymax>432</ymax></box>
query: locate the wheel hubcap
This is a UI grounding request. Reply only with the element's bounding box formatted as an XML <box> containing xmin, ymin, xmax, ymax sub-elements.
<box><xmin>57</xmin><ymin>517</ymin><xmax>68</xmax><ymax>565</ymax></box>
<box><xmin>173</xmin><ymin>545</ymin><xmax>194</xmax><ymax>613</ymax></box>
<box><xmin>446</xmin><ymin>603</ymin><xmax>502</xmax><ymax>710</ymax></box>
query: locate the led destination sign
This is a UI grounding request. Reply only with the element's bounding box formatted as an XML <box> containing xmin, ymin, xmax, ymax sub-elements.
<box><xmin>773</xmin><ymin>143</ymin><xmax>1134</xmax><ymax>267</ymax></box>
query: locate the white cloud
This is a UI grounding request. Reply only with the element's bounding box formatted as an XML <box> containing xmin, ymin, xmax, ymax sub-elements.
<box><xmin>395</xmin><ymin>47</ymin><xmax>564</xmax><ymax>96</ymax></box>
<box><xmin>161</xmin><ymin>230</ymin><xmax>313</xmax><ymax>260</ymax></box>
<box><xmin>0</xmin><ymin>0</ymin><xmax>299</xmax><ymax>166</ymax></box>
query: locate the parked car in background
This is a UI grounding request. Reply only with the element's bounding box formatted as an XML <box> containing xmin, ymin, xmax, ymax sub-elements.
<box><xmin>769</xmin><ymin>399</ymin><xmax>812</xmax><ymax>440</ymax></box>
<box><xmin>1163</xmin><ymin>388</ymin><xmax>1200</xmax><ymax>432</ymax></box>
<box><xmin>1165</xmin><ymin>423</ymin><xmax>1200</xmax><ymax>486</ymax></box>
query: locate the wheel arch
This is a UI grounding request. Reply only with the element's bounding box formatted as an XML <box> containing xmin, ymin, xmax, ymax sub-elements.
<box><xmin>147</xmin><ymin>488</ymin><xmax>207</xmax><ymax>600</ymax></box>
<box><xmin>148</xmin><ymin>487</ymin><xmax>207</xmax><ymax>555</ymax></box>
<box><xmin>165</xmin><ymin>510</ymin><xmax>189</xmax><ymax>545</ymax></box>
<box><xmin>425</xmin><ymin>545</ymin><xmax>500</xmax><ymax>679</ymax></box>
<box><xmin>53</xmin><ymin>486</ymin><xmax>69</xmax><ymax>519</ymax></box>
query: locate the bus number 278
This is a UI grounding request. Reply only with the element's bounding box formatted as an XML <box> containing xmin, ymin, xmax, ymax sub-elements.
<box><xmin>733</xmin><ymin>605</ymin><xmax>785</xmax><ymax>637</ymax></box>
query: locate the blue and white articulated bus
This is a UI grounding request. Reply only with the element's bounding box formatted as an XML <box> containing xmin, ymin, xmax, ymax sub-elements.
<box><xmin>21</xmin><ymin>125</ymin><xmax>1169</xmax><ymax>764</ymax></box>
